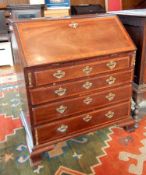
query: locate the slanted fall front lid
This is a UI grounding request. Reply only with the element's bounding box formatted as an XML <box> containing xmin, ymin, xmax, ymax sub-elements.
<box><xmin>14</xmin><ymin>15</ymin><xmax>136</xmax><ymax>67</ymax></box>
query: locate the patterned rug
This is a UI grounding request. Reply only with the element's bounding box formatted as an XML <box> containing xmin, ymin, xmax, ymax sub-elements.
<box><xmin>0</xmin><ymin>67</ymin><xmax>146</xmax><ymax>175</ymax></box>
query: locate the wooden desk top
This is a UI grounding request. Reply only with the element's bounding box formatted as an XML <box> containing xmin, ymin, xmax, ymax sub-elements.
<box><xmin>13</xmin><ymin>14</ymin><xmax>136</xmax><ymax>67</ymax></box>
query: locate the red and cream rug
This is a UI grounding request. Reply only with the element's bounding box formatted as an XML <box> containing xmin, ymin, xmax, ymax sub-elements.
<box><xmin>0</xmin><ymin>67</ymin><xmax>146</xmax><ymax>175</ymax></box>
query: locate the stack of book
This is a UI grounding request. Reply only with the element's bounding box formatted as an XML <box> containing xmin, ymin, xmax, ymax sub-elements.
<box><xmin>44</xmin><ymin>0</ymin><xmax>70</xmax><ymax>17</ymax></box>
<box><xmin>29</xmin><ymin>0</ymin><xmax>45</xmax><ymax>4</ymax></box>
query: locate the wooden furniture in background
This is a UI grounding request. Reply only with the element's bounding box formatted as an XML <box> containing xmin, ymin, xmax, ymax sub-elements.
<box><xmin>70</xmin><ymin>0</ymin><xmax>143</xmax><ymax>11</ymax></box>
<box><xmin>1</xmin><ymin>0</ymin><xmax>29</xmax><ymax>5</ymax></box>
<box><xmin>0</xmin><ymin>4</ymin><xmax>13</xmax><ymax>67</ymax></box>
<box><xmin>134</xmin><ymin>0</ymin><xmax>146</xmax><ymax>8</ymax></box>
<box><xmin>71</xmin><ymin>0</ymin><xmax>105</xmax><ymax>7</ymax></box>
<box><xmin>71</xmin><ymin>4</ymin><xmax>105</xmax><ymax>15</ymax></box>
<box><xmin>0</xmin><ymin>6</ymin><xmax>8</xmax><ymax>34</ymax></box>
<box><xmin>0</xmin><ymin>3</ymin><xmax>7</xmax><ymax>9</ymax></box>
<box><xmin>11</xmin><ymin>14</ymin><xmax>136</xmax><ymax>166</ymax></box>
<box><xmin>109</xmin><ymin>9</ymin><xmax>146</xmax><ymax>122</ymax></box>
<box><xmin>122</xmin><ymin>0</ymin><xmax>145</xmax><ymax>9</ymax></box>
<box><xmin>7</xmin><ymin>4</ymin><xmax>44</xmax><ymax>19</ymax></box>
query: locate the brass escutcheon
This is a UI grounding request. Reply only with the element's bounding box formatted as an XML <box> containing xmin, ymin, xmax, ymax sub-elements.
<box><xmin>53</xmin><ymin>70</ymin><xmax>65</xmax><ymax>79</ymax></box>
<box><xmin>106</xmin><ymin>76</ymin><xmax>116</xmax><ymax>85</ymax></box>
<box><xmin>57</xmin><ymin>124</ymin><xmax>68</xmax><ymax>133</ymax></box>
<box><xmin>56</xmin><ymin>105</ymin><xmax>67</xmax><ymax>114</ymax></box>
<box><xmin>106</xmin><ymin>61</ymin><xmax>117</xmax><ymax>70</ymax></box>
<box><xmin>83</xmin><ymin>114</ymin><xmax>93</xmax><ymax>122</ymax></box>
<box><xmin>105</xmin><ymin>93</ymin><xmax>116</xmax><ymax>101</ymax></box>
<box><xmin>55</xmin><ymin>87</ymin><xmax>67</xmax><ymax>96</ymax></box>
<box><xmin>83</xmin><ymin>97</ymin><xmax>93</xmax><ymax>105</ymax></box>
<box><xmin>83</xmin><ymin>66</ymin><xmax>93</xmax><ymax>75</ymax></box>
<box><xmin>69</xmin><ymin>22</ymin><xmax>79</xmax><ymax>29</ymax></box>
<box><xmin>83</xmin><ymin>81</ymin><xmax>93</xmax><ymax>90</ymax></box>
<box><xmin>105</xmin><ymin>111</ymin><xmax>115</xmax><ymax>119</ymax></box>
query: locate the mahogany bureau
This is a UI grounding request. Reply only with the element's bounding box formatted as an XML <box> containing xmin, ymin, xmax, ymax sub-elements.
<box><xmin>11</xmin><ymin>14</ymin><xmax>136</xmax><ymax>166</ymax></box>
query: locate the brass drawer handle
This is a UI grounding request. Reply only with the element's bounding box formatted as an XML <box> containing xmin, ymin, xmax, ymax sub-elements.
<box><xmin>53</xmin><ymin>70</ymin><xmax>65</xmax><ymax>79</ymax></box>
<box><xmin>57</xmin><ymin>124</ymin><xmax>68</xmax><ymax>133</ymax></box>
<box><xmin>55</xmin><ymin>87</ymin><xmax>67</xmax><ymax>96</ymax></box>
<box><xmin>69</xmin><ymin>22</ymin><xmax>78</xmax><ymax>29</ymax></box>
<box><xmin>105</xmin><ymin>111</ymin><xmax>115</xmax><ymax>119</ymax></box>
<box><xmin>106</xmin><ymin>61</ymin><xmax>117</xmax><ymax>70</ymax></box>
<box><xmin>56</xmin><ymin>105</ymin><xmax>67</xmax><ymax>114</ymax></box>
<box><xmin>83</xmin><ymin>97</ymin><xmax>93</xmax><ymax>105</ymax></box>
<box><xmin>106</xmin><ymin>76</ymin><xmax>116</xmax><ymax>85</ymax></box>
<box><xmin>83</xmin><ymin>115</ymin><xmax>93</xmax><ymax>122</ymax></box>
<box><xmin>83</xmin><ymin>66</ymin><xmax>93</xmax><ymax>75</ymax></box>
<box><xmin>28</xmin><ymin>72</ymin><xmax>32</xmax><ymax>87</ymax></box>
<box><xmin>83</xmin><ymin>81</ymin><xmax>93</xmax><ymax>90</ymax></box>
<box><xmin>105</xmin><ymin>93</ymin><xmax>115</xmax><ymax>101</ymax></box>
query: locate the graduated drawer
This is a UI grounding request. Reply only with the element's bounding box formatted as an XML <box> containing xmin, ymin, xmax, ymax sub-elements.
<box><xmin>29</xmin><ymin>70</ymin><xmax>133</xmax><ymax>105</ymax></box>
<box><xmin>33</xmin><ymin>56</ymin><xmax>131</xmax><ymax>86</ymax></box>
<box><xmin>34</xmin><ymin>101</ymin><xmax>130</xmax><ymax>145</ymax></box>
<box><xmin>32</xmin><ymin>85</ymin><xmax>132</xmax><ymax>125</ymax></box>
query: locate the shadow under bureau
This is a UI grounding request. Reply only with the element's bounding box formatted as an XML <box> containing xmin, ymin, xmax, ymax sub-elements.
<box><xmin>11</xmin><ymin>14</ymin><xmax>136</xmax><ymax>166</ymax></box>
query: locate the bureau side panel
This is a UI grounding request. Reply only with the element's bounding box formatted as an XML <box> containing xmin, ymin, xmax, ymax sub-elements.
<box><xmin>11</xmin><ymin>27</ymin><xmax>34</xmax><ymax>150</ymax></box>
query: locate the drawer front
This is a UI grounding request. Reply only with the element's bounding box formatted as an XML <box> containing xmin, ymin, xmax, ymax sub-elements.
<box><xmin>30</xmin><ymin>70</ymin><xmax>133</xmax><ymax>105</ymax></box>
<box><xmin>34</xmin><ymin>56</ymin><xmax>130</xmax><ymax>86</ymax></box>
<box><xmin>32</xmin><ymin>85</ymin><xmax>132</xmax><ymax>125</ymax></box>
<box><xmin>35</xmin><ymin>102</ymin><xmax>130</xmax><ymax>145</ymax></box>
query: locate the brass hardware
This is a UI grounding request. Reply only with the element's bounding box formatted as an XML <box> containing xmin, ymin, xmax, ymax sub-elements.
<box><xmin>83</xmin><ymin>66</ymin><xmax>93</xmax><ymax>75</ymax></box>
<box><xmin>69</xmin><ymin>22</ymin><xmax>79</xmax><ymax>29</ymax></box>
<box><xmin>35</xmin><ymin>130</ymin><xmax>38</xmax><ymax>145</ymax></box>
<box><xmin>83</xmin><ymin>114</ymin><xmax>93</xmax><ymax>122</ymax></box>
<box><xmin>83</xmin><ymin>97</ymin><xmax>93</xmax><ymax>105</ymax></box>
<box><xmin>106</xmin><ymin>61</ymin><xmax>117</xmax><ymax>70</ymax></box>
<box><xmin>53</xmin><ymin>70</ymin><xmax>65</xmax><ymax>79</ymax></box>
<box><xmin>132</xmin><ymin>53</ymin><xmax>136</xmax><ymax>66</ymax></box>
<box><xmin>57</xmin><ymin>124</ymin><xmax>68</xmax><ymax>133</ymax></box>
<box><xmin>83</xmin><ymin>81</ymin><xmax>93</xmax><ymax>90</ymax></box>
<box><xmin>106</xmin><ymin>76</ymin><xmax>116</xmax><ymax>85</ymax></box>
<box><xmin>105</xmin><ymin>93</ymin><xmax>115</xmax><ymax>101</ymax></box>
<box><xmin>131</xmin><ymin>51</ymin><xmax>136</xmax><ymax>66</ymax></box>
<box><xmin>132</xmin><ymin>58</ymin><xmax>136</xmax><ymax>66</ymax></box>
<box><xmin>55</xmin><ymin>87</ymin><xmax>67</xmax><ymax>96</ymax></box>
<box><xmin>105</xmin><ymin>111</ymin><xmax>115</xmax><ymax>119</ymax></box>
<box><xmin>56</xmin><ymin>105</ymin><xmax>67</xmax><ymax>114</ymax></box>
<box><xmin>28</xmin><ymin>72</ymin><xmax>32</xmax><ymax>87</ymax></box>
